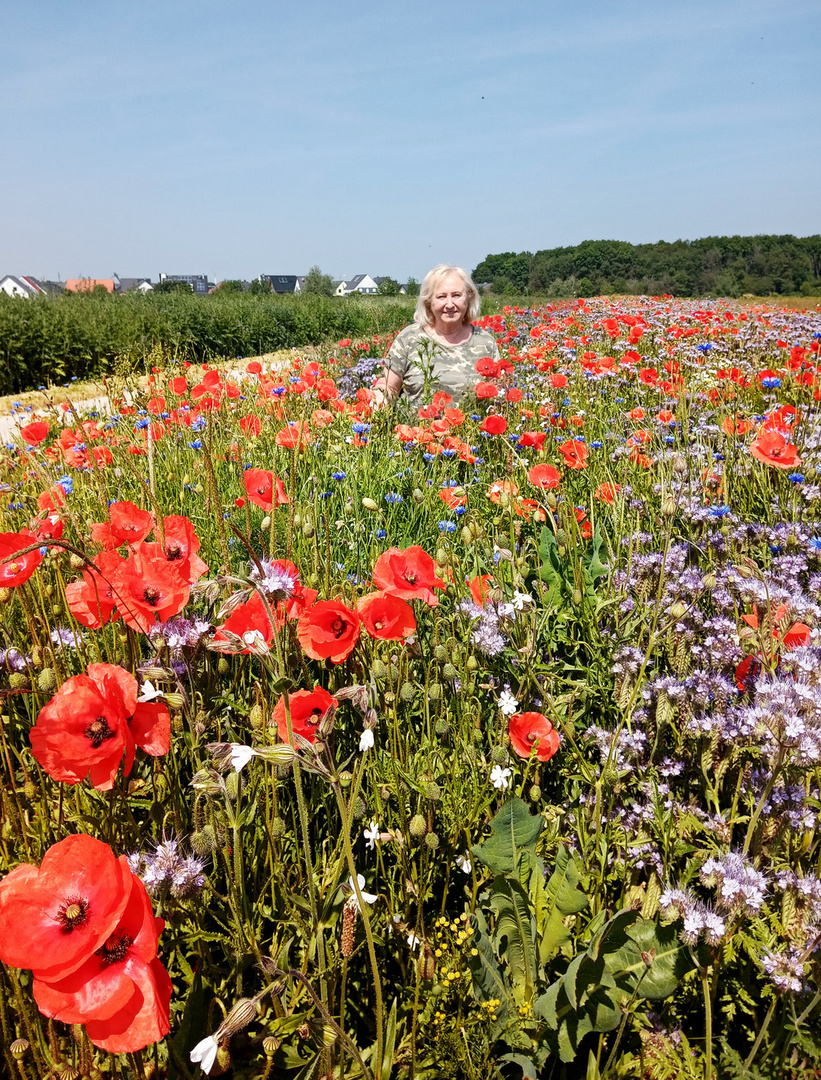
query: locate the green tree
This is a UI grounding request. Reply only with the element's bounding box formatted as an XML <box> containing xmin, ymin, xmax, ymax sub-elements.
<box><xmin>301</xmin><ymin>266</ymin><xmax>334</xmax><ymax>297</ymax></box>
<box><xmin>215</xmin><ymin>279</ymin><xmax>245</xmax><ymax>294</ymax></box>
<box><xmin>376</xmin><ymin>277</ymin><xmax>400</xmax><ymax>296</ymax></box>
<box><xmin>153</xmin><ymin>280</ymin><xmax>194</xmax><ymax>294</ymax></box>
<box><xmin>405</xmin><ymin>276</ymin><xmax>420</xmax><ymax>297</ymax></box>
<box><xmin>248</xmin><ymin>278</ymin><xmax>273</xmax><ymax>295</ymax></box>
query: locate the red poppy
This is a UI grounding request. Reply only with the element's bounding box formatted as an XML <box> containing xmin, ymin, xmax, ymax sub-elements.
<box><xmin>141</xmin><ymin>516</ymin><xmax>208</xmax><ymax>583</ymax></box>
<box><xmin>0</xmin><ymin>834</ymin><xmax>131</xmax><ymax>981</ymax></box>
<box><xmin>31</xmin><ymin>513</ymin><xmax>63</xmax><ymax>543</ymax></box>
<box><xmin>29</xmin><ymin>663</ymin><xmax>170</xmax><ymax>790</ymax></box>
<box><xmin>722</xmin><ymin>416</ymin><xmax>753</xmax><ymax>436</ymax></box>
<box><xmin>742</xmin><ymin>606</ymin><xmax>810</xmax><ymax>650</ymax></box>
<box><xmin>33</xmin><ymin>870</ymin><xmax>171</xmax><ymax>1053</ymax></box>
<box><xmin>594</xmin><ymin>482</ymin><xmax>621</xmax><ymax>504</ymax></box>
<box><xmin>246</xmin><ymin>360</ymin><xmax>262</xmax><ymax>375</ymax></box>
<box><xmin>65</xmin><ymin>551</ymin><xmax>124</xmax><ymax>629</ymax></box>
<box><xmin>527</xmin><ymin>464</ymin><xmax>561</xmax><ymax>490</ymax></box>
<box><xmin>506</xmin><ymin>387</ymin><xmax>523</xmax><ymax>403</ymax></box>
<box><xmin>508</xmin><ymin>712</ymin><xmax>560</xmax><ymax>762</ymax></box>
<box><xmin>549</xmin><ymin>373</ymin><xmax>568</xmax><ymax>389</ymax></box>
<box><xmin>239</xmin><ymin>415</ymin><xmax>261</xmax><ymax>437</ymax></box>
<box><xmin>468</xmin><ymin>574</ymin><xmax>493</xmax><ymax>606</ymax></box>
<box><xmin>475</xmin><ymin>357</ymin><xmax>503</xmax><ymax>378</ymax></box>
<box><xmin>487</xmin><ymin>479</ymin><xmax>519</xmax><ymax>504</ymax></box>
<box><xmin>372</xmin><ymin>546</ymin><xmax>446</xmax><ymax>607</ymax></box>
<box><xmin>475</xmin><ymin>381</ymin><xmax>499</xmax><ymax>399</ymax></box>
<box><xmin>557</xmin><ymin>439</ymin><xmax>589</xmax><ymax>470</ymax></box>
<box><xmin>275</xmin><ymin>424</ymin><xmax>310</xmax><ymax>449</ymax></box>
<box><xmin>439</xmin><ymin>487</ymin><xmax>467</xmax><ymax>510</ymax></box>
<box><xmin>213</xmin><ymin>590</ymin><xmax>279</xmax><ymax>651</ymax></box>
<box><xmin>357</xmin><ymin>592</ymin><xmax>417</xmax><ymax>640</ymax></box>
<box><xmin>297</xmin><ymin>599</ymin><xmax>361</xmax><ymax>663</ymax></box>
<box><xmin>38</xmin><ymin>484</ymin><xmax>67</xmax><ymax>512</ymax></box>
<box><xmin>243</xmin><ymin>469</ymin><xmax>289</xmax><ymax>511</ymax></box>
<box><xmin>519</xmin><ymin>431</ymin><xmax>546</xmax><ymax>450</ymax></box>
<box><xmin>0</xmin><ymin>531</ymin><xmax>42</xmax><ymax>586</ymax></box>
<box><xmin>750</xmin><ymin>428</ymin><xmax>802</xmax><ymax>470</ymax></box>
<box><xmin>112</xmin><ymin>550</ymin><xmax>191</xmax><ymax>633</ymax></box>
<box><xmin>273</xmin><ymin>685</ymin><xmax>336</xmax><ymax>744</ymax></box>
<box><xmin>20</xmin><ymin>420</ymin><xmax>50</xmax><ymax>446</ymax></box>
<box><xmin>480</xmin><ymin>415</ymin><xmax>508</xmax><ymax>435</ymax></box>
<box><xmin>108</xmin><ymin>502</ymin><xmax>154</xmax><ymax>548</ymax></box>
<box><xmin>169</xmin><ymin>376</ymin><xmax>188</xmax><ymax>396</ymax></box>
<box><xmin>312</xmin><ymin>409</ymin><xmax>335</xmax><ymax>428</ymax></box>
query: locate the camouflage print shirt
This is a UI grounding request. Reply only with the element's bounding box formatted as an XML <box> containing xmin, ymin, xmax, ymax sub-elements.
<box><xmin>383</xmin><ymin>323</ymin><xmax>501</xmax><ymax>410</ymax></box>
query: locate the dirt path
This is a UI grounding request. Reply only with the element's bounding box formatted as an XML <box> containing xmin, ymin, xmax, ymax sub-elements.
<box><xmin>0</xmin><ymin>349</ymin><xmax>308</xmax><ymax>446</ymax></box>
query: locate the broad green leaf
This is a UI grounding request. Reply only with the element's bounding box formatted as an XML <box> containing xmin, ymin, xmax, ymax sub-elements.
<box><xmin>498</xmin><ymin>1052</ymin><xmax>539</xmax><ymax>1079</ymax></box>
<box><xmin>604</xmin><ymin>917</ymin><xmax>695</xmax><ymax>1000</ymax></box>
<box><xmin>467</xmin><ymin>911</ymin><xmax>518</xmax><ymax>1042</ymax></box>
<box><xmin>472</xmin><ymin>797</ymin><xmax>544</xmax><ymax>877</ymax></box>
<box><xmin>583</xmin><ymin>526</ymin><xmax>609</xmax><ymax>585</ymax></box>
<box><xmin>167</xmin><ymin>969</ymin><xmax>203</xmax><ymax>1079</ymax></box>
<box><xmin>381</xmin><ymin>998</ymin><xmax>398</xmax><ymax>1080</ymax></box>
<box><xmin>488</xmin><ymin>876</ymin><xmax>537</xmax><ymax>1004</ymax></box>
<box><xmin>539</xmin><ymin>846</ymin><xmax>588</xmax><ymax>958</ymax></box>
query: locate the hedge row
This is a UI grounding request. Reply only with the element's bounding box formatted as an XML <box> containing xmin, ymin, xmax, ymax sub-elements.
<box><xmin>0</xmin><ymin>292</ymin><xmax>418</xmax><ymax>395</ymax></box>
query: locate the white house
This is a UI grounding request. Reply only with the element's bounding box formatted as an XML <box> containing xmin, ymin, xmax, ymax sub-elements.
<box><xmin>337</xmin><ymin>274</ymin><xmax>380</xmax><ymax>295</ymax></box>
<box><xmin>0</xmin><ymin>275</ymin><xmax>48</xmax><ymax>298</ymax></box>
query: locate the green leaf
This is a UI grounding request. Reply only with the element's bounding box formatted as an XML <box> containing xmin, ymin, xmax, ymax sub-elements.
<box><xmin>467</xmin><ymin>911</ymin><xmax>519</xmax><ymax>1043</ymax></box>
<box><xmin>604</xmin><ymin>917</ymin><xmax>695</xmax><ymax>1000</ymax></box>
<box><xmin>381</xmin><ymin>998</ymin><xmax>398</xmax><ymax>1080</ymax></box>
<box><xmin>166</xmin><ymin>969</ymin><xmax>203</xmax><ymax>1079</ymax></box>
<box><xmin>583</xmin><ymin>526</ymin><xmax>609</xmax><ymax>585</ymax></box>
<box><xmin>472</xmin><ymin>797</ymin><xmax>544</xmax><ymax>877</ymax></box>
<box><xmin>488</xmin><ymin>876</ymin><xmax>537</xmax><ymax>1004</ymax></box>
<box><xmin>498</xmin><ymin>1052</ymin><xmax>539</xmax><ymax>1079</ymax></box>
<box><xmin>539</xmin><ymin>846</ymin><xmax>588</xmax><ymax>958</ymax></box>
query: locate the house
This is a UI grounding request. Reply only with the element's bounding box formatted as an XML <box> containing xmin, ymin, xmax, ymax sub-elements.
<box><xmin>158</xmin><ymin>274</ymin><xmax>211</xmax><ymax>295</ymax></box>
<box><xmin>114</xmin><ymin>275</ymin><xmax>153</xmax><ymax>293</ymax></box>
<box><xmin>65</xmin><ymin>279</ymin><xmax>117</xmax><ymax>293</ymax></box>
<box><xmin>340</xmin><ymin>274</ymin><xmax>380</xmax><ymax>295</ymax></box>
<box><xmin>0</xmin><ymin>275</ymin><xmax>49</xmax><ymax>298</ymax></box>
<box><xmin>258</xmin><ymin>275</ymin><xmax>300</xmax><ymax>294</ymax></box>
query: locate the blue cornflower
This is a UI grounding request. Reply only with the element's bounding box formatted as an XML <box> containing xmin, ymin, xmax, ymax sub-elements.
<box><xmin>808</xmin><ymin>537</ymin><xmax>821</xmax><ymax>551</ymax></box>
<box><xmin>788</xmin><ymin>473</ymin><xmax>805</xmax><ymax>483</ymax></box>
<box><xmin>454</xmin><ymin>506</ymin><xmax>466</xmax><ymax>516</ymax></box>
<box><xmin>375</xmin><ymin>528</ymin><xmax>387</xmax><ymax>539</ymax></box>
<box><xmin>438</xmin><ymin>521</ymin><xmax>457</xmax><ymax>532</ymax></box>
<box><xmin>352</xmin><ymin>422</ymin><xmax>370</xmax><ymax>434</ymax></box>
<box><xmin>135</xmin><ymin>418</ymin><xmax>150</xmax><ymax>430</ymax></box>
<box><xmin>761</xmin><ymin>377</ymin><xmax>782</xmax><ymax>389</ymax></box>
<box><xmin>191</xmin><ymin>416</ymin><xmax>207</xmax><ymax>431</ymax></box>
<box><xmin>709</xmin><ymin>505</ymin><xmax>731</xmax><ymax>518</ymax></box>
<box><xmin>56</xmin><ymin>475</ymin><xmax>74</xmax><ymax>495</ymax></box>
<box><xmin>331</xmin><ymin>471</ymin><xmax>346</xmax><ymax>481</ymax></box>
<box><xmin>319</xmin><ymin>490</ymin><xmax>333</xmax><ymax>499</ymax></box>
<box><xmin>423</xmin><ymin>453</ymin><xmax>435</xmax><ymax>463</ymax></box>
<box><xmin>442</xmin><ymin>449</ymin><xmax>456</xmax><ymax>457</ymax></box>
<box><xmin>697</xmin><ymin>343</ymin><xmax>713</xmax><ymax>352</ymax></box>
<box><xmin>188</xmin><ymin>440</ymin><xmax>203</xmax><ymax>450</ymax></box>
<box><xmin>591</xmin><ymin>441</ymin><xmax>603</xmax><ymax>449</ymax></box>
<box><xmin>272</xmin><ymin>386</ymin><xmax>286</xmax><ymax>396</ymax></box>
<box><xmin>384</xmin><ymin>493</ymin><xmax>403</xmax><ymax>504</ymax></box>
<box><xmin>470</xmin><ymin>414</ymin><xmax>481</xmax><ymax>421</ymax></box>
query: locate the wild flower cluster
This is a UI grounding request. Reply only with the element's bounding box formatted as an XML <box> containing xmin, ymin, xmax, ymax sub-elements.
<box><xmin>0</xmin><ymin>295</ymin><xmax>821</xmax><ymax>1078</ymax></box>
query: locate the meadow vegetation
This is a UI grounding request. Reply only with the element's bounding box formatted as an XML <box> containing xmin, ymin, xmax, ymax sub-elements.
<box><xmin>1</xmin><ymin>296</ymin><xmax>821</xmax><ymax>1078</ymax></box>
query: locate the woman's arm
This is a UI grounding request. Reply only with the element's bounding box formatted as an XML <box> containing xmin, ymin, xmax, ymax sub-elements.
<box><xmin>371</xmin><ymin>367</ymin><xmax>404</xmax><ymax>407</ymax></box>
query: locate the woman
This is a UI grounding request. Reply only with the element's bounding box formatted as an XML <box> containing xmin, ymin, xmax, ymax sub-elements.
<box><xmin>372</xmin><ymin>265</ymin><xmax>500</xmax><ymax>409</ymax></box>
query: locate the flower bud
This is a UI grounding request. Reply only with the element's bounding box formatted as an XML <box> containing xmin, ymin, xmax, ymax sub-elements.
<box><xmin>271</xmin><ymin>816</ymin><xmax>287</xmax><ymax>838</ymax></box>
<box><xmin>409</xmin><ymin>813</ymin><xmax>427</xmax><ymax>839</ymax></box>
<box><xmin>339</xmin><ymin>770</ymin><xmax>353</xmax><ymax>788</ymax></box>
<box><xmin>669</xmin><ymin>601</ymin><xmax>687</xmax><ymax>620</ymax></box>
<box><xmin>217</xmin><ymin>657</ymin><xmax>230</xmax><ymax>674</ymax></box>
<box><xmin>435</xmin><ymin>547</ymin><xmax>448</xmax><ymax>566</ymax></box>
<box><xmin>434</xmin><ymin>718</ymin><xmax>449</xmax><ymax>737</ymax></box>
<box><xmin>703</xmin><ymin>572</ymin><xmax>716</xmax><ymax>591</ymax></box>
<box><xmin>427</xmin><ymin>682</ymin><xmax>442</xmax><ymax>702</ymax></box>
<box><xmin>529</xmin><ymin>784</ymin><xmax>542</xmax><ymax>801</ymax></box>
<box><xmin>425</xmin><ymin>781</ymin><xmax>442</xmax><ymax>802</ymax></box>
<box><xmin>417</xmin><ymin>942</ymin><xmax>436</xmax><ymax>979</ymax></box>
<box><xmin>412</xmin><ymin>488</ymin><xmax>425</xmax><ymax>504</ymax></box>
<box><xmin>191</xmin><ymin>826</ymin><xmax>217</xmax><ymax>855</ymax></box>
<box><xmin>263</xmin><ymin>1036</ymin><xmax>281</xmax><ymax>1056</ymax></box>
<box><xmin>10</xmin><ymin>1039</ymin><xmax>29</xmax><ymax>1059</ymax></box>
<box><xmin>442</xmin><ymin>662</ymin><xmax>458</xmax><ymax>680</ymax></box>
<box><xmin>424</xmin><ymin>831</ymin><xmax>440</xmax><ymax>850</ymax></box>
<box><xmin>460</xmin><ymin>526</ymin><xmax>474</xmax><ymax>545</ymax></box>
<box><xmin>302</xmin><ymin>520</ymin><xmax>315</xmax><ymax>538</ymax></box>
<box><xmin>399</xmin><ymin>681</ymin><xmax>417</xmax><ymax>702</ymax></box>
<box><xmin>8</xmin><ymin>673</ymin><xmax>28</xmax><ymax>690</ymax></box>
<box><xmin>490</xmin><ymin>746</ymin><xmax>509</xmax><ymax>766</ymax></box>
<box><xmin>362</xmin><ymin>497</ymin><xmax>379</xmax><ymax>512</ymax></box>
<box><xmin>225</xmin><ymin>771</ymin><xmax>240</xmax><ymax>801</ymax></box>
<box><xmin>249</xmin><ymin>703</ymin><xmax>264</xmax><ymax>729</ymax></box>
<box><xmin>216</xmin><ymin>997</ymin><xmax>259</xmax><ymax>1040</ymax></box>
<box><xmin>37</xmin><ymin>667</ymin><xmax>57</xmax><ymax>693</ymax></box>
<box><xmin>661</xmin><ymin>496</ymin><xmax>677</xmax><ymax>517</ymax></box>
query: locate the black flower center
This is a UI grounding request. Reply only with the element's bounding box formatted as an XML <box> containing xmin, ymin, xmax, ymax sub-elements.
<box><xmin>96</xmin><ymin>931</ymin><xmax>133</xmax><ymax>966</ymax></box>
<box><xmin>57</xmin><ymin>895</ymin><xmax>89</xmax><ymax>932</ymax></box>
<box><xmin>143</xmin><ymin>586</ymin><xmax>161</xmax><ymax>606</ymax></box>
<box><xmin>85</xmin><ymin>716</ymin><xmax>116</xmax><ymax>747</ymax></box>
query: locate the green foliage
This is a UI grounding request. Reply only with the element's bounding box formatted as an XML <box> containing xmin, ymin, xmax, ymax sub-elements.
<box><xmin>472</xmin><ymin>234</ymin><xmax>821</xmax><ymax>297</ymax></box>
<box><xmin>405</xmin><ymin>277</ymin><xmax>420</xmax><ymax>297</ymax></box>
<box><xmin>301</xmin><ymin>265</ymin><xmax>334</xmax><ymax>297</ymax></box>
<box><xmin>377</xmin><ymin>277</ymin><xmax>400</xmax><ymax>296</ymax></box>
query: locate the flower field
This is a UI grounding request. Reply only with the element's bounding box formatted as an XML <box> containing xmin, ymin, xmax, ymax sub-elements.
<box><xmin>2</xmin><ymin>296</ymin><xmax>821</xmax><ymax>1079</ymax></box>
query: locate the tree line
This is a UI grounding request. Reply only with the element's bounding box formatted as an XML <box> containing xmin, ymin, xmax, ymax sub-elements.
<box><xmin>472</xmin><ymin>234</ymin><xmax>821</xmax><ymax>298</ymax></box>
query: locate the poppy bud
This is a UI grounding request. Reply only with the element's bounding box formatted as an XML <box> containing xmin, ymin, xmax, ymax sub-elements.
<box><xmin>261</xmin><ymin>515</ymin><xmax>271</xmax><ymax>530</ymax></box>
<box><xmin>399</xmin><ymin>681</ymin><xmax>417</xmax><ymax>702</ymax></box>
<box><xmin>434</xmin><ymin>644</ymin><xmax>448</xmax><ymax>662</ymax></box>
<box><xmin>249</xmin><ymin>703</ymin><xmax>264</xmax><ymax>728</ymax></box>
<box><xmin>466</xmin><ymin>655</ymin><xmax>478</xmax><ymax>672</ymax></box>
<box><xmin>572</xmin><ymin>588</ymin><xmax>583</xmax><ymax>606</ymax></box>
<box><xmin>37</xmin><ymin>667</ymin><xmax>57</xmax><ymax>693</ymax></box>
<box><xmin>461</xmin><ymin>526</ymin><xmax>474</xmax><ymax>545</ymax></box>
<box><xmin>293</xmin><ymin>514</ymin><xmax>302</xmax><ymax>527</ymax></box>
<box><xmin>339</xmin><ymin>770</ymin><xmax>353</xmax><ymax>788</ymax></box>
<box><xmin>425</xmin><ymin>781</ymin><xmax>442</xmax><ymax>802</ymax></box>
<box><xmin>490</xmin><ymin>746</ymin><xmax>509</xmax><ymax>766</ymax></box>
<box><xmin>191</xmin><ymin>826</ymin><xmax>217</xmax><ymax>855</ymax></box>
<box><xmin>435</xmin><ymin>548</ymin><xmax>448</xmax><ymax>566</ymax></box>
<box><xmin>225</xmin><ymin>772</ymin><xmax>240</xmax><ymax>801</ymax></box>
<box><xmin>434</xmin><ymin>718</ymin><xmax>449</xmax><ymax>737</ymax></box>
<box><xmin>302</xmin><ymin>520</ymin><xmax>315</xmax><ymax>538</ymax></box>
<box><xmin>218</xmin><ymin>657</ymin><xmax>230</xmax><ymax>674</ymax></box>
<box><xmin>529</xmin><ymin>784</ymin><xmax>542</xmax><ymax>801</ymax></box>
<box><xmin>547</xmin><ymin>492</ymin><xmax>558</xmax><ymax>509</ymax></box>
<box><xmin>271</xmin><ymin>817</ymin><xmax>287</xmax><ymax>838</ymax></box>
<box><xmin>9</xmin><ymin>673</ymin><xmax>28</xmax><ymax>689</ymax></box>
<box><xmin>9</xmin><ymin>1040</ymin><xmax>29</xmax><ymax>1059</ymax></box>
<box><xmin>442</xmin><ymin>662</ymin><xmax>458</xmax><ymax>680</ymax></box>
<box><xmin>362</xmin><ymin>497</ymin><xmax>379</xmax><ymax>512</ymax></box>
<box><xmin>412</xmin><ymin>488</ymin><xmax>425</xmax><ymax>504</ymax></box>
<box><xmin>371</xmin><ymin>658</ymin><xmax>387</xmax><ymax>680</ymax></box>
<box><xmin>263</xmin><ymin>1036</ymin><xmax>281</xmax><ymax>1057</ymax></box>
<box><xmin>68</xmin><ymin>554</ymin><xmax>84</xmax><ymax>570</ymax></box>
<box><xmin>424</xmin><ymin>832</ymin><xmax>439</xmax><ymax>850</ymax></box>
<box><xmin>556</xmin><ymin>528</ymin><xmax>568</xmax><ymax>545</ymax></box>
<box><xmin>409</xmin><ymin>813</ymin><xmax>427</xmax><ymax>839</ymax></box>
<box><xmin>427</xmin><ymin>683</ymin><xmax>442</xmax><ymax>702</ymax></box>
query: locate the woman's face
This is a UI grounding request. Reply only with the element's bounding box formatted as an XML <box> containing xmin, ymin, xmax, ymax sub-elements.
<box><xmin>429</xmin><ymin>273</ymin><xmax>468</xmax><ymax>332</ymax></box>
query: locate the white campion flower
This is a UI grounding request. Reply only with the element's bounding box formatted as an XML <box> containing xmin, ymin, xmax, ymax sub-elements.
<box><xmin>497</xmin><ymin>689</ymin><xmax>519</xmax><ymax>716</ymax></box>
<box><xmin>190</xmin><ymin>1035</ymin><xmax>219</xmax><ymax>1075</ymax></box>
<box><xmin>511</xmin><ymin>590</ymin><xmax>532</xmax><ymax>610</ymax></box>
<box><xmin>137</xmin><ymin>679</ymin><xmax>164</xmax><ymax>703</ymax></box>
<box><xmin>407</xmin><ymin>931</ymin><xmax>421</xmax><ymax>950</ymax></box>
<box><xmin>229</xmin><ymin>744</ymin><xmax>258</xmax><ymax>772</ymax></box>
<box><xmin>456</xmin><ymin>852</ymin><xmax>472</xmax><ymax>874</ymax></box>
<box><xmin>347</xmin><ymin>873</ymin><xmax>377</xmax><ymax>911</ymax></box>
<box><xmin>363</xmin><ymin>820</ymin><xmax>381</xmax><ymax>849</ymax></box>
<box><xmin>359</xmin><ymin>728</ymin><xmax>375</xmax><ymax>752</ymax></box>
<box><xmin>490</xmin><ymin>764</ymin><xmax>512</xmax><ymax>790</ymax></box>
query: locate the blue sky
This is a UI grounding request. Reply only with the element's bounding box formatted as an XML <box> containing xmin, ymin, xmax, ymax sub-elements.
<box><xmin>2</xmin><ymin>0</ymin><xmax>819</xmax><ymax>283</ymax></box>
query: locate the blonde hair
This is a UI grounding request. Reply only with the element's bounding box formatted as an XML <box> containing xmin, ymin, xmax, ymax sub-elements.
<box><xmin>414</xmin><ymin>264</ymin><xmax>480</xmax><ymax>326</ymax></box>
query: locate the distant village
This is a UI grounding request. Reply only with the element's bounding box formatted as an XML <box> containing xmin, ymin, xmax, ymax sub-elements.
<box><xmin>0</xmin><ymin>273</ymin><xmax>411</xmax><ymax>298</ymax></box>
